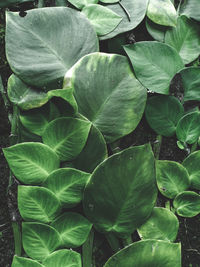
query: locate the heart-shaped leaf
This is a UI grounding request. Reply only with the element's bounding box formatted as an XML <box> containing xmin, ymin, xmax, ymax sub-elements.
<box><xmin>83</xmin><ymin>144</ymin><xmax>157</xmax><ymax>237</ymax></box>
<box><xmin>51</xmin><ymin>212</ymin><xmax>92</xmax><ymax>248</ymax></box>
<box><xmin>18</xmin><ymin>186</ymin><xmax>60</xmax><ymax>223</ymax></box>
<box><xmin>137</xmin><ymin>207</ymin><xmax>179</xmax><ymax>242</ymax></box>
<box><xmin>22</xmin><ymin>222</ymin><xmax>61</xmax><ymax>261</ymax></box>
<box><xmin>11</xmin><ymin>256</ymin><xmax>44</xmax><ymax>267</ymax></box>
<box><xmin>43</xmin><ymin>168</ymin><xmax>90</xmax><ymax>207</ymax></box>
<box><xmin>156</xmin><ymin>160</ymin><xmax>190</xmax><ymax>199</ymax></box>
<box><xmin>6</xmin><ymin>7</ymin><xmax>98</xmax><ymax>88</ymax></box>
<box><xmin>124</xmin><ymin>41</ymin><xmax>184</xmax><ymax>94</ymax></box>
<box><xmin>64</xmin><ymin>52</ymin><xmax>146</xmax><ymax>143</ymax></box>
<box><xmin>179</xmin><ymin>0</ymin><xmax>200</xmax><ymax>22</ymax></box>
<box><xmin>3</xmin><ymin>142</ymin><xmax>60</xmax><ymax>184</ymax></box>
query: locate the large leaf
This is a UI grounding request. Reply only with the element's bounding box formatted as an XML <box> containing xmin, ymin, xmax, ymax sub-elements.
<box><xmin>51</xmin><ymin>212</ymin><xmax>92</xmax><ymax>248</ymax></box>
<box><xmin>42</xmin><ymin>117</ymin><xmax>91</xmax><ymax>161</ymax></box>
<box><xmin>173</xmin><ymin>191</ymin><xmax>200</xmax><ymax>217</ymax></box>
<box><xmin>3</xmin><ymin>142</ymin><xmax>60</xmax><ymax>184</ymax></box>
<box><xmin>43</xmin><ymin>168</ymin><xmax>90</xmax><ymax>207</ymax></box>
<box><xmin>22</xmin><ymin>222</ymin><xmax>61</xmax><ymax>261</ymax></box>
<box><xmin>11</xmin><ymin>256</ymin><xmax>44</xmax><ymax>267</ymax></box>
<box><xmin>179</xmin><ymin>0</ymin><xmax>200</xmax><ymax>22</ymax></box>
<box><xmin>124</xmin><ymin>41</ymin><xmax>184</xmax><ymax>94</ymax></box>
<box><xmin>104</xmin><ymin>240</ymin><xmax>181</xmax><ymax>267</ymax></box>
<box><xmin>0</xmin><ymin>0</ymin><xmax>33</xmax><ymax>8</ymax></box>
<box><xmin>145</xmin><ymin>95</ymin><xmax>184</xmax><ymax>137</ymax></box>
<box><xmin>64</xmin><ymin>52</ymin><xmax>146</xmax><ymax>143</ymax></box>
<box><xmin>138</xmin><ymin>207</ymin><xmax>179</xmax><ymax>242</ymax></box>
<box><xmin>165</xmin><ymin>16</ymin><xmax>200</xmax><ymax>64</ymax></box>
<box><xmin>100</xmin><ymin>0</ymin><xmax>149</xmax><ymax>40</ymax></box>
<box><xmin>147</xmin><ymin>0</ymin><xmax>177</xmax><ymax>27</ymax></box>
<box><xmin>83</xmin><ymin>144</ymin><xmax>157</xmax><ymax>237</ymax></box>
<box><xmin>82</xmin><ymin>4</ymin><xmax>122</xmax><ymax>36</ymax></box>
<box><xmin>42</xmin><ymin>250</ymin><xmax>82</xmax><ymax>267</ymax></box>
<box><xmin>6</xmin><ymin>7</ymin><xmax>98</xmax><ymax>88</ymax></box>
<box><xmin>18</xmin><ymin>186</ymin><xmax>60</xmax><ymax>223</ymax></box>
<box><xmin>182</xmin><ymin>150</ymin><xmax>200</xmax><ymax>190</ymax></box>
<box><xmin>68</xmin><ymin>0</ymin><xmax>98</xmax><ymax>9</ymax></box>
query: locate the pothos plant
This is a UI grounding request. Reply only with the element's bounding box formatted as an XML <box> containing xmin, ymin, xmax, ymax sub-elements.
<box><xmin>1</xmin><ymin>0</ymin><xmax>200</xmax><ymax>266</ymax></box>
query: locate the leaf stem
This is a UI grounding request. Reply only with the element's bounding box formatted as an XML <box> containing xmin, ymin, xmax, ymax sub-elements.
<box><xmin>12</xmin><ymin>221</ymin><xmax>21</xmax><ymax>256</ymax></box>
<box><xmin>82</xmin><ymin>228</ymin><xmax>94</xmax><ymax>267</ymax></box>
<box><xmin>119</xmin><ymin>0</ymin><xmax>131</xmax><ymax>21</ymax></box>
<box><xmin>153</xmin><ymin>135</ymin><xmax>162</xmax><ymax>160</ymax></box>
<box><xmin>105</xmin><ymin>232</ymin><xmax>121</xmax><ymax>253</ymax></box>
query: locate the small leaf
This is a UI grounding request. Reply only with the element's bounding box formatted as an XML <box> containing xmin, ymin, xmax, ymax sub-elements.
<box><xmin>82</xmin><ymin>4</ymin><xmax>122</xmax><ymax>36</ymax></box>
<box><xmin>147</xmin><ymin>0</ymin><xmax>177</xmax><ymax>27</ymax></box>
<box><xmin>22</xmin><ymin>222</ymin><xmax>61</xmax><ymax>261</ymax></box>
<box><xmin>173</xmin><ymin>191</ymin><xmax>200</xmax><ymax>217</ymax></box>
<box><xmin>3</xmin><ymin>142</ymin><xmax>60</xmax><ymax>185</ymax></box>
<box><xmin>145</xmin><ymin>17</ymin><xmax>168</xmax><ymax>42</ymax></box>
<box><xmin>68</xmin><ymin>0</ymin><xmax>98</xmax><ymax>9</ymax></box>
<box><xmin>51</xmin><ymin>212</ymin><xmax>92</xmax><ymax>248</ymax></box>
<box><xmin>138</xmin><ymin>207</ymin><xmax>179</xmax><ymax>242</ymax></box>
<box><xmin>11</xmin><ymin>256</ymin><xmax>44</xmax><ymax>267</ymax></box>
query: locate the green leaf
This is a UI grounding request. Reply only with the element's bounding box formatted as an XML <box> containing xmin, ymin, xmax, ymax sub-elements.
<box><xmin>100</xmin><ymin>0</ymin><xmax>119</xmax><ymax>3</ymax></box>
<box><xmin>138</xmin><ymin>207</ymin><xmax>179</xmax><ymax>242</ymax></box>
<box><xmin>22</xmin><ymin>222</ymin><xmax>61</xmax><ymax>261</ymax></box>
<box><xmin>176</xmin><ymin>111</ymin><xmax>200</xmax><ymax>144</ymax></box>
<box><xmin>18</xmin><ymin>186</ymin><xmax>60</xmax><ymax>223</ymax></box>
<box><xmin>145</xmin><ymin>95</ymin><xmax>184</xmax><ymax>137</ymax></box>
<box><xmin>100</xmin><ymin>0</ymin><xmax>149</xmax><ymax>40</ymax></box>
<box><xmin>179</xmin><ymin>0</ymin><xmax>200</xmax><ymax>22</ymax></box>
<box><xmin>156</xmin><ymin>160</ymin><xmax>190</xmax><ymax>199</ymax></box>
<box><xmin>82</xmin><ymin>4</ymin><xmax>122</xmax><ymax>36</ymax></box>
<box><xmin>68</xmin><ymin>0</ymin><xmax>98</xmax><ymax>9</ymax></box>
<box><xmin>147</xmin><ymin>0</ymin><xmax>177</xmax><ymax>27</ymax></box>
<box><xmin>124</xmin><ymin>41</ymin><xmax>184</xmax><ymax>94</ymax></box>
<box><xmin>42</xmin><ymin>250</ymin><xmax>82</xmax><ymax>267</ymax></box>
<box><xmin>64</xmin><ymin>53</ymin><xmax>146</xmax><ymax>143</ymax></box>
<box><xmin>145</xmin><ymin>17</ymin><xmax>168</xmax><ymax>42</ymax></box>
<box><xmin>51</xmin><ymin>212</ymin><xmax>92</xmax><ymax>248</ymax></box>
<box><xmin>173</xmin><ymin>191</ymin><xmax>200</xmax><ymax>217</ymax></box>
<box><xmin>0</xmin><ymin>0</ymin><xmax>33</xmax><ymax>8</ymax></box>
<box><xmin>6</xmin><ymin>7</ymin><xmax>98</xmax><ymax>88</ymax></box>
<box><xmin>165</xmin><ymin>16</ymin><xmax>200</xmax><ymax>64</ymax></box>
<box><xmin>104</xmin><ymin>240</ymin><xmax>181</xmax><ymax>267</ymax></box>
<box><xmin>3</xmin><ymin>142</ymin><xmax>60</xmax><ymax>185</ymax></box>
<box><xmin>43</xmin><ymin>168</ymin><xmax>90</xmax><ymax>207</ymax></box>
<box><xmin>182</xmin><ymin>150</ymin><xmax>200</xmax><ymax>190</ymax></box>
<box><xmin>83</xmin><ymin>144</ymin><xmax>157</xmax><ymax>237</ymax></box>
<box><xmin>179</xmin><ymin>67</ymin><xmax>200</xmax><ymax>102</ymax></box>
<box><xmin>42</xmin><ymin>117</ymin><xmax>91</xmax><ymax>161</ymax></box>
<box><xmin>11</xmin><ymin>256</ymin><xmax>44</xmax><ymax>267</ymax></box>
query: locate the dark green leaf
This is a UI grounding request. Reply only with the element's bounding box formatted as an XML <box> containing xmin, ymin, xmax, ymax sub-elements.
<box><xmin>0</xmin><ymin>0</ymin><xmax>33</xmax><ymax>8</ymax></box>
<box><xmin>179</xmin><ymin>0</ymin><xmax>200</xmax><ymax>22</ymax></box>
<box><xmin>145</xmin><ymin>18</ymin><xmax>168</xmax><ymax>42</ymax></box>
<box><xmin>11</xmin><ymin>256</ymin><xmax>44</xmax><ymax>267</ymax></box>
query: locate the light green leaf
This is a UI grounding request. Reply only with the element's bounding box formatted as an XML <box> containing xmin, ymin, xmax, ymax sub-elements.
<box><xmin>11</xmin><ymin>256</ymin><xmax>44</xmax><ymax>267</ymax></box>
<box><xmin>64</xmin><ymin>52</ymin><xmax>146</xmax><ymax>143</ymax></box>
<box><xmin>173</xmin><ymin>191</ymin><xmax>200</xmax><ymax>217</ymax></box>
<box><xmin>42</xmin><ymin>250</ymin><xmax>82</xmax><ymax>267</ymax></box>
<box><xmin>147</xmin><ymin>0</ymin><xmax>177</xmax><ymax>27</ymax></box>
<box><xmin>100</xmin><ymin>0</ymin><xmax>119</xmax><ymax>3</ymax></box>
<box><xmin>124</xmin><ymin>41</ymin><xmax>184</xmax><ymax>94</ymax></box>
<box><xmin>42</xmin><ymin>117</ymin><xmax>91</xmax><ymax>161</ymax></box>
<box><xmin>182</xmin><ymin>150</ymin><xmax>200</xmax><ymax>190</ymax></box>
<box><xmin>0</xmin><ymin>0</ymin><xmax>33</xmax><ymax>8</ymax></box>
<box><xmin>83</xmin><ymin>144</ymin><xmax>157</xmax><ymax>237</ymax></box>
<box><xmin>176</xmin><ymin>111</ymin><xmax>200</xmax><ymax>144</ymax></box>
<box><xmin>179</xmin><ymin>0</ymin><xmax>200</xmax><ymax>22</ymax></box>
<box><xmin>100</xmin><ymin>0</ymin><xmax>149</xmax><ymax>40</ymax></box>
<box><xmin>43</xmin><ymin>168</ymin><xmax>90</xmax><ymax>207</ymax></box>
<box><xmin>145</xmin><ymin>95</ymin><xmax>184</xmax><ymax>137</ymax></box>
<box><xmin>138</xmin><ymin>207</ymin><xmax>179</xmax><ymax>242</ymax></box>
<box><xmin>68</xmin><ymin>0</ymin><xmax>98</xmax><ymax>9</ymax></box>
<box><xmin>156</xmin><ymin>160</ymin><xmax>190</xmax><ymax>199</ymax></box>
<box><xmin>51</xmin><ymin>212</ymin><xmax>92</xmax><ymax>248</ymax></box>
<box><xmin>22</xmin><ymin>222</ymin><xmax>61</xmax><ymax>261</ymax></box>
<box><xmin>145</xmin><ymin>17</ymin><xmax>168</xmax><ymax>42</ymax></box>
<box><xmin>104</xmin><ymin>240</ymin><xmax>181</xmax><ymax>267</ymax></box>
<box><xmin>6</xmin><ymin>7</ymin><xmax>98</xmax><ymax>88</ymax></box>
<box><xmin>18</xmin><ymin>186</ymin><xmax>60</xmax><ymax>223</ymax></box>
<box><xmin>165</xmin><ymin>16</ymin><xmax>200</xmax><ymax>64</ymax></box>
<box><xmin>3</xmin><ymin>142</ymin><xmax>60</xmax><ymax>185</ymax></box>
<box><xmin>82</xmin><ymin>4</ymin><xmax>122</xmax><ymax>36</ymax></box>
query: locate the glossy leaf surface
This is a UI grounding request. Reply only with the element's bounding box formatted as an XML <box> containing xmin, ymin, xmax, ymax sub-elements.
<box><xmin>22</xmin><ymin>222</ymin><xmax>61</xmax><ymax>261</ymax></box>
<box><xmin>138</xmin><ymin>207</ymin><xmax>179</xmax><ymax>242</ymax></box>
<box><xmin>11</xmin><ymin>256</ymin><xmax>44</xmax><ymax>267</ymax></box>
<box><xmin>3</xmin><ymin>142</ymin><xmax>60</xmax><ymax>184</ymax></box>
<box><xmin>124</xmin><ymin>41</ymin><xmax>184</xmax><ymax>94</ymax></box>
<box><xmin>156</xmin><ymin>160</ymin><xmax>190</xmax><ymax>199</ymax></box>
<box><xmin>51</xmin><ymin>212</ymin><xmax>92</xmax><ymax>248</ymax></box>
<box><xmin>83</xmin><ymin>144</ymin><xmax>157</xmax><ymax>237</ymax></box>
<box><xmin>43</xmin><ymin>168</ymin><xmax>90</xmax><ymax>207</ymax></box>
<box><xmin>145</xmin><ymin>95</ymin><xmax>184</xmax><ymax>136</ymax></box>
<box><xmin>64</xmin><ymin>53</ymin><xmax>146</xmax><ymax>143</ymax></box>
<box><xmin>173</xmin><ymin>191</ymin><xmax>200</xmax><ymax>217</ymax></box>
<box><xmin>42</xmin><ymin>117</ymin><xmax>91</xmax><ymax>161</ymax></box>
<box><xmin>6</xmin><ymin>7</ymin><xmax>98</xmax><ymax>88</ymax></box>
<box><xmin>104</xmin><ymin>240</ymin><xmax>181</xmax><ymax>267</ymax></box>
<box><xmin>179</xmin><ymin>0</ymin><xmax>200</xmax><ymax>22</ymax></box>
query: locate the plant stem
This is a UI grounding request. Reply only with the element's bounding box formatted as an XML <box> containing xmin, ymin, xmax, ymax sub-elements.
<box><xmin>105</xmin><ymin>232</ymin><xmax>121</xmax><ymax>253</ymax></box>
<box><xmin>0</xmin><ymin>76</ymin><xmax>9</xmax><ymax>111</ymax></box>
<box><xmin>153</xmin><ymin>135</ymin><xmax>162</xmax><ymax>160</ymax></box>
<box><xmin>12</xmin><ymin>221</ymin><xmax>21</xmax><ymax>256</ymax></box>
<box><xmin>82</xmin><ymin>229</ymin><xmax>94</xmax><ymax>267</ymax></box>
<box><xmin>38</xmin><ymin>0</ymin><xmax>45</xmax><ymax>8</ymax></box>
<box><xmin>165</xmin><ymin>200</ymin><xmax>170</xmax><ymax>210</ymax></box>
<box><xmin>122</xmin><ymin>235</ymin><xmax>132</xmax><ymax>247</ymax></box>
